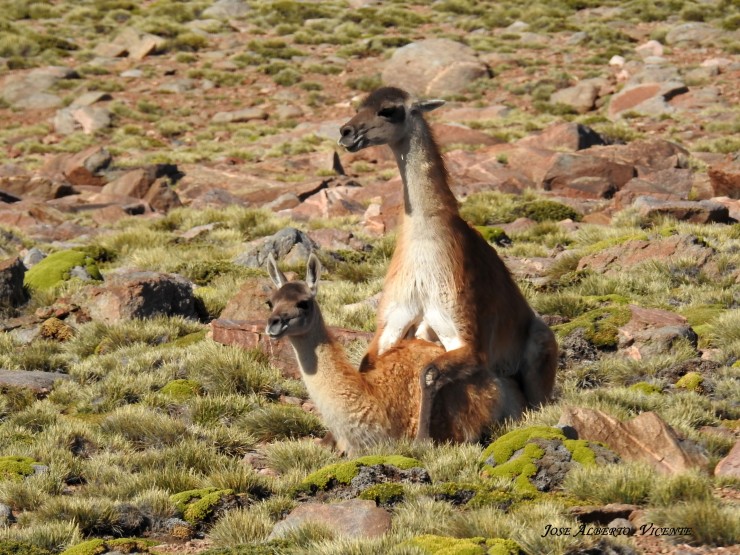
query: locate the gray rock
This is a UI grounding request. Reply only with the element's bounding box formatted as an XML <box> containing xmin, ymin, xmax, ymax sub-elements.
<box><xmin>608</xmin><ymin>518</ymin><xmax>635</xmax><ymax>535</ymax></box>
<box><xmin>203</xmin><ymin>0</ymin><xmax>251</xmax><ymax>19</ymax></box>
<box><xmin>382</xmin><ymin>38</ymin><xmax>489</xmax><ymax>96</ymax></box>
<box><xmin>0</xmin><ymin>257</ymin><xmax>28</xmax><ymax>310</ymax></box>
<box><xmin>275</xmin><ymin>104</ymin><xmax>304</xmax><ymax>120</ymax></box>
<box><xmin>235</xmin><ymin>227</ymin><xmax>317</xmax><ymax>268</ymax></box>
<box><xmin>0</xmin><ymin>503</ymin><xmax>12</xmax><ymax>526</ymax></box>
<box><xmin>69</xmin><ymin>265</ymin><xmax>96</xmax><ymax>281</ymax></box>
<box><xmin>158</xmin><ymin>79</ymin><xmax>196</xmax><ymax>94</ymax></box>
<box><xmin>632</xmin><ymin>196</ymin><xmax>731</xmax><ymax>224</ymax></box>
<box><xmin>1</xmin><ymin>66</ymin><xmax>75</xmax><ymax>110</ymax></box>
<box><xmin>211</xmin><ymin>107</ymin><xmax>267</xmax><ymax>123</ymax></box>
<box><xmin>23</xmin><ymin>248</ymin><xmax>46</xmax><ymax>268</ymax></box>
<box><xmin>665</xmin><ymin>22</ymin><xmax>722</xmax><ymax>45</ymax></box>
<box><xmin>550</xmin><ymin>81</ymin><xmax>600</xmax><ymax>114</ymax></box>
<box><xmin>54</xmin><ymin>108</ymin><xmax>79</xmax><ymax>135</ymax></box>
<box><xmin>269</xmin><ymin>499</ymin><xmax>391</xmax><ymax>540</ymax></box>
<box><xmin>120</xmin><ymin>69</ymin><xmax>143</xmax><ymax>78</ymax></box>
<box><xmin>72</xmin><ymin>106</ymin><xmax>111</xmax><ymax>134</ymax></box>
<box><xmin>70</xmin><ymin>91</ymin><xmax>113</xmax><ymax>107</ymax></box>
<box><xmin>0</xmin><ymin>369</ymin><xmax>71</xmax><ymax>394</ymax></box>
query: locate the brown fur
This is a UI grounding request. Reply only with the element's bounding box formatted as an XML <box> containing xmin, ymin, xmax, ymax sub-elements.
<box><xmin>265</xmin><ymin>254</ymin><xmax>524</xmax><ymax>457</ymax></box>
<box><xmin>339</xmin><ymin>87</ymin><xmax>558</xmax><ymax>438</ymax></box>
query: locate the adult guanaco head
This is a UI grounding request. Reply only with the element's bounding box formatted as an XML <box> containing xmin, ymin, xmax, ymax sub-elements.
<box><xmin>265</xmin><ymin>253</ymin><xmax>321</xmax><ymax>339</ymax></box>
<box><xmin>338</xmin><ymin>87</ymin><xmax>445</xmax><ymax>152</ymax></box>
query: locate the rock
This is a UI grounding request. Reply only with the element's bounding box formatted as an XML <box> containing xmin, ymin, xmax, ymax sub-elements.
<box><xmin>234</xmin><ymin>227</ymin><xmax>317</xmax><ymax>268</ymax></box>
<box><xmin>24</xmin><ymin>249</ymin><xmax>102</xmax><ymax>291</ymax></box>
<box><xmin>143</xmin><ymin>178</ymin><xmax>182</xmax><ymax>213</ymax></box>
<box><xmin>440</xmin><ymin>105</ymin><xmax>511</xmax><ymax>122</ymax></box>
<box><xmin>517</xmin><ymin>123</ymin><xmax>608</xmax><ymax>152</ymax></box>
<box><xmin>431</xmin><ymin>124</ymin><xmax>503</xmax><ymax>148</ymax></box>
<box><xmin>42</xmin><ymin>146</ymin><xmax>112</xmax><ymax>186</ymax></box>
<box><xmin>128</xmin><ymin>34</ymin><xmax>166</xmax><ymax>61</ymax></box>
<box><xmin>382</xmin><ymin>39</ymin><xmax>489</xmax><ymax>97</ymax></box>
<box><xmin>275</xmin><ymin>104</ymin><xmax>304</xmax><ymax>120</ymax></box>
<box><xmin>590</xmin><ymin>139</ymin><xmax>688</xmax><ymax>174</ymax></box>
<box><xmin>211</xmin><ymin>107</ymin><xmax>268</xmax><ymax>123</ymax></box>
<box><xmin>550</xmin><ymin>81</ymin><xmax>600</xmax><ymax>114</ymax></box>
<box><xmin>72</xmin><ymin>106</ymin><xmax>111</xmax><ymax>134</ymax></box>
<box><xmin>0</xmin><ymin>369</ymin><xmax>72</xmax><ymax>395</ymax></box>
<box><xmin>158</xmin><ymin>79</ymin><xmax>196</xmax><ymax>94</ymax></box>
<box><xmin>635</xmin><ymin>40</ymin><xmax>664</xmax><ymax>58</ymax></box>
<box><xmin>83</xmin><ymin>271</ymin><xmax>199</xmax><ymax>323</ymax></box>
<box><xmin>708</xmin><ymin>159</ymin><xmax>740</xmax><ymax>199</ymax></box>
<box><xmin>0</xmin><ymin>66</ymin><xmax>75</xmax><ymax>110</ymax></box>
<box><xmin>711</xmin><ymin>196</ymin><xmax>740</xmax><ymax>222</ymax></box>
<box><xmin>608</xmin><ymin>82</ymin><xmax>688</xmax><ymax>119</ymax></box>
<box><xmin>210</xmin><ymin>319</ymin><xmax>372</xmax><ymax>380</ymax></box>
<box><xmin>577</xmin><ymin>234</ymin><xmax>714</xmax><ymax>275</ymax></box>
<box><xmin>665</xmin><ymin>23</ymin><xmax>723</xmax><ymax>46</ymax></box>
<box><xmin>54</xmin><ymin>108</ymin><xmax>79</xmax><ymax>135</ymax></box>
<box><xmin>203</xmin><ymin>0</ymin><xmax>251</xmax><ymax>19</ymax></box>
<box><xmin>617</xmin><ymin>305</ymin><xmax>697</xmax><ymax>360</ymax></box>
<box><xmin>101</xmin><ymin>167</ymin><xmax>158</xmax><ymax>198</ymax></box>
<box><xmin>0</xmin><ymin>257</ymin><xmax>27</xmax><ymax>310</ymax></box>
<box><xmin>290</xmin><ymin>187</ymin><xmax>365</xmax><ymax>220</ymax></box>
<box><xmin>569</xmin><ymin>503</ymin><xmax>640</xmax><ymax>525</ymax></box>
<box><xmin>559</xmin><ymin>408</ymin><xmax>710</xmax><ymax>474</ymax></box>
<box><xmin>614</xmin><ymin>168</ymin><xmax>694</xmax><ymax>208</ymax></box>
<box><xmin>542</xmin><ymin>153</ymin><xmax>635</xmax><ymax>199</ymax></box>
<box><xmin>714</xmin><ymin>440</ymin><xmax>740</xmax><ymax>478</ymax></box>
<box><xmin>218</xmin><ymin>277</ymin><xmax>275</xmax><ymax>321</ymax></box>
<box><xmin>70</xmin><ymin>91</ymin><xmax>113</xmax><ymax>107</ymax></box>
<box><xmin>268</xmin><ymin>499</ymin><xmax>391</xmax><ymax>540</ymax></box>
<box><xmin>632</xmin><ymin>196</ymin><xmax>731</xmax><ymax>224</ymax></box>
<box><xmin>0</xmin><ymin>175</ymin><xmax>72</xmax><ymax>201</ymax></box>
<box><xmin>23</xmin><ymin>248</ymin><xmax>46</xmax><ymax>268</ymax></box>
<box><xmin>0</xmin><ymin>502</ymin><xmax>12</xmax><ymax>526</ymax></box>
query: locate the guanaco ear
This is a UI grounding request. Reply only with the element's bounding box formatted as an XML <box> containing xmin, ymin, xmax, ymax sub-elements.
<box><xmin>266</xmin><ymin>253</ymin><xmax>287</xmax><ymax>288</ymax></box>
<box><xmin>305</xmin><ymin>253</ymin><xmax>321</xmax><ymax>295</ymax></box>
<box><xmin>412</xmin><ymin>99</ymin><xmax>445</xmax><ymax>113</ymax></box>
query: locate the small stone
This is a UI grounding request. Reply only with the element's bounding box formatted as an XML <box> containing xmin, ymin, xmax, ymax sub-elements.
<box><xmin>635</xmin><ymin>40</ymin><xmax>664</xmax><ymax>58</ymax></box>
<box><xmin>23</xmin><ymin>248</ymin><xmax>46</xmax><ymax>268</ymax></box>
<box><xmin>211</xmin><ymin>107</ymin><xmax>268</xmax><ymax>123</ymax></box>
<box><xmin>608</xmin><ymin>55</ymin><xmax>625</xmax><ymax>67</ymax></box>
<box><xmin>72</xmin><ymin>106</ymin><xmax>111</xmax><ymax>134</ymax></box>
<box><xmin>120</xmin><ymin>69</ymin><xmax>143</xmax><ymax>78</ymax></box>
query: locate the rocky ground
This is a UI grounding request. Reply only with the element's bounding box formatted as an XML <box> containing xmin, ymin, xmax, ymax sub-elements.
<box><xmin>0</xmin><ymin>1</ymin><xmax>739</xmax><ymax>554</ymax></box>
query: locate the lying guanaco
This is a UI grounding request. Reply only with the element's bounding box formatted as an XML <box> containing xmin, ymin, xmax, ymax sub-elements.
<box><xmin>338</xmin><ymin>87</ymin><xmax>557</xmax><ymax>438</ymax></box>
<box><xmin>265</xmin><ymin>253</ymin><xmax>525</xmax><ymax>456</ymax></box>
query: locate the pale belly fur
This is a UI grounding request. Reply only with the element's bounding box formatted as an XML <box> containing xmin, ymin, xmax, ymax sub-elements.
<box><xmin>378</xmin><ymin>227</ymin><xmax>464</xmax><ymax>355</ymax></box>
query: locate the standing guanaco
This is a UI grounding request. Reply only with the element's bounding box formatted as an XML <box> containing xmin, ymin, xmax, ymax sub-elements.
<box><xmin>265</xmin><ymin>253</ymin><xmax>525</xmax><ymax>456</ymax></box>
<box><xmin>338</xmin><ymin>87</ymin><xmax>557</xmax><ymax>438</ymax></box>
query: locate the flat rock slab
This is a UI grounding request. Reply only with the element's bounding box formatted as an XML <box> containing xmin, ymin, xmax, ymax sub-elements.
<box><xmin>559</xmin><ymin>407</ymin><xmax>709</xmax><ymax>474</ymax></box>
<box><xmin>210</xmin><ymin>319</ymin><xmax>372</xmax><ymax>380</ymax></box>
<box><xmin>0</xmin><ymin>369</ymin><xmax>71</xmax><ymax>395</ymax></box>
<box><xmin>268</xmin><ymin>499</ymin><xmax>391</xmax><ymax>540</ymax></box>
<box><xmin>632</xmin><ymin>196</ymin><xmax>731</xmax><ymax>224</ymax></box>
<box><xmin>618</xmin><ymin>305</ymin><xmax>696</xmax><ymax>360</ymax></box>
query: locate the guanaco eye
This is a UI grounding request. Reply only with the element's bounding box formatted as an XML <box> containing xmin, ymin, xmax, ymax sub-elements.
<box><xmin>378</xmin><ymin>106</ymin><xmax>403</xmax><ymax>120</ymax></box>
<box><xmin>296</xmin><ymin>300</ymin><xmax>310</xmax><ymax>310</ymax></box>
<box><xmin>265</xmin><ymin>300</ymin><xmax>273</xmax><ymax>309</ymax></box>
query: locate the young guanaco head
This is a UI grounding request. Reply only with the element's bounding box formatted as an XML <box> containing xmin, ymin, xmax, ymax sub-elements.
<box><xmin>265</xmin><ymin>253</ymin><xmax>321</xmax><ymax>339</ymax></box>
<box><xmin>338</xmin><ymin>86</ymin><xmax>445</xmax><ymax>152</ymax></box>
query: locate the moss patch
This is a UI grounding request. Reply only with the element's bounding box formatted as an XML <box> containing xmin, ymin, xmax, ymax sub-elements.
<box><xmin>358</xmin><ymin>482</ymin><xmax>405</xmax><ymax>505</ymax></box>
<box><xmin>553</xmin><ymin>304</ymin><xmax>632</xmax><ymax>348</ymax></box>
<box><xmin>60</xmin><ymin>539</ymin><xmax>157</xmax><ymax>555</ymax></box>
<box><xmin>39</xmin><ymin>317</ymin><xmax>75</xmax><ymax>341</ymax></box>
<box><xmin>516</xmin><ymin>199</ymin><xmax>580</xmax><ymax>222</ymax></box>
<box><xmin>297</xmin><ymin>455</ymin><xmax>423</xmax><ymax>493</ymax></box>
<box><xmin>165</xmin><ymin>330</ymin><xmax>207</xmax><ymax>348</ymax></box>
<box><xmin>404</xmin><ymin>535</ymin><xmax>523</xmax><ymax>555</ymax></box>
<box><xmin>170</xmin><ymin>487</ymin><xmax>234</xmax><ymax>524</ymax></box>
<box><xmin>24</xmin><ymin>250</ymin><xmax>102</xmax><ymax>291</ymax></box>
<box><xmin>160</xmin><ymin>379</ymin><xmax>202</xmax><ymax>401</ymax></box>
<box><xmin>431</xmin><ymin>481</ymin><xmax>525</xmax><ymax>508</ymax></box>
<box><xmin>0</xmin><ymin>455</ymin><xmax>38</xmax><ymax>481</ymax></box>
<box><xmin>474</xmin><ymin>226</ymin><xmax>510</xmax><ymax>246</ymax></box>
<box><xmin>629</xmin><ymin>382</ymin><xmax>663</xmax><ymax>395</ymax></box>
<box><xmin>0</xmin><ymin>541</ymin><xmax>52</xmax><ymax>555</ymax></box>
<box><xmin>675</xmin><ymin>371</ymin><xmax>704</xmax><ymax>392</ymax></box>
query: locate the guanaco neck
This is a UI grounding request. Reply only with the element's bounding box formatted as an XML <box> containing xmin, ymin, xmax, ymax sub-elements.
<box><xmin>286</xmin><ymin>311</ymin><xmax>361</xmax><ymax>389</ymax></box>
<box><xmin>391</xmin><ymin>116</ymin><xmax>458</xmax><ymax>218</ymax></box>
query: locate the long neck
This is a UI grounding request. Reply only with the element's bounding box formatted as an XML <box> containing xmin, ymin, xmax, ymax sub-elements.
<box><xmin>286</xmin><ymin>312</ymin><xmax>363</xmax><ymax>391</ymax></box>
<box><xmin>391</xmin><ymin>116</ymin><xmax>458</xmax><ymax>218</ymax></box>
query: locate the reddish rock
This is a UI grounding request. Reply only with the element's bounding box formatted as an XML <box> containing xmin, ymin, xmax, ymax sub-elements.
<box><xmin>0</xmin><ymin>200</ymin><xmax>66</xmax><ymax>231</ymax></box>
<box><xmin>268</xmin><ymin>499</ymin><xmax>391</xmax><ymax>540</ymax></box>
<box><xmin>577</xmin><ymin>234</ymin><xmax>714</xmax><ymax>275</ymax></box>
<box><xmin>608</xmin><ymin>82</ymin><xmax>688</xmax><ymax>119</ymax></box>
<box><xmin>431</xmin><ymin>124</ymin><xmax>503</xmax><ymax>148</ymax></box>
<box><xmin>90</xmin><ymin>205</ymin><xmax>130</xmax><ymax>226</ymax></box>
<box><xmin>445</xmin><ymin>149</ymin><xmax>535</xmax><ymax>196</ymax></box>
<box><xmin>517</xmin><ymin>122</ymin><xmax>607</xmax><ymax>152</ymax></box>
<box><xmin>589</xmin><ymin>139</ymin><xmax>689</xmax><ymax>174</ymax></box>
<box><xmin>144</xmin><ymin>178</ymin><xmax>182</xmax><ymax>213</ymax></box>
<box><xmin>46</xmin><ymin>146</ymin><xmax>111</xmax><ymax>186</ymax></box>
<box><xmin>218</xmin><ymin>278</ymin><xmax>275</xmax><ymax>321</ymax></box>
<box><xmin>0</xmin><ymin>257</ymin><xmax>27</xmax><ymax>309</ymax></box>
<box><xmin>290</xmin><ymin>186</ymin><xmax>365</xmax><ymax>220</ymax></box>
<box><xmin>618</xmin><ymin>305</ymin><xmax>696</xmax><ymax>360</ymax></box>
<box><xmin>102</xmin><ymin>168</ymin><xmax>157</xmax><ymax>198</ymax></box>
<box><xmin>0</xmin><ymin>175</ymin><xmax>73</xmax><ymax>201</ymax></box>
<box><xmin>711</xmin><ymin>196</ymin><xmax>740</xmax><ymax>222</ymax></box>
<box><xmin>632</xmin><ymin>196</ymin><xmax>731</xmax><ymax>224</ymax></box>
<box><xmin>308</xmin><ymin>228</ymin><xmax>365</xmax><ymax>251</ymax></box>
<box><xmin>549</xmin><ymin>81</ymin><xmax>600</xmax><ymax>114</ymax></box>
<box><xmin>708</xmin><ymin>159</ymin><xmax>740</xmax><ymax>199</ymax></box>
<box><xmin>714</xmin><ymin>440</ymin><xmax>740</xmax><ymax>478</ymax></box>
<box><xmin>614</xmin><ymin>168</ymin><xmax>694</xmax><ymax>208</ymax></box>
<box><xmin>559</xmin><ymin>407</ymin><xmax>709</xmax><ymax>474</ymax></box>
<box><xmin>211</xmin><ymin>319</ymin><xmax>372</xmax><ymax>380</ymax></box>
<box><xmin>440</xmin><ymin>105</ymin><xmax>510</xmax><ymax>122</ymax></box>
<box><xmin>542</xmin><ymin>152</ymin><xmax>635</xmax><ymax>199</ymax></box>
<box><xmin>83</xmin><ymin>271</ymin><xmax>198</xmax><ymax>323</ymax></box>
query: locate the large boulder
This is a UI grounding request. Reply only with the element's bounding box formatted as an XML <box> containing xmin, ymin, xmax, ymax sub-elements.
<box><xmin>234</xmin><ymin>227</ymin><xmax>317</xmax><ymax>268</ymax></box>
<box><xmin>708</xmin><ymin>158</ymin><xmax>740</xmax><ymax>199</ymax></box>
<box><xmin>608</xmin><ymin>82</ymin><xmax>688</xmax><ymax>119</ymax></box>
<box><xmin>541</xmin><ymin>153</ymin><xmax>635</xmax><ymax>199</ymax></box>
<box><xmin>382</xmin><ymin>39</ymin><xmax>489</xmax><ymax>97</ymax></box>
<box><xmin>83</xmin><ymin>270</ymin><xmax>199</xmax><ymax>322</ymax></box>
<box><xmin>631</xmin><ymin>197</ymin><xmax>731</xmax><ymax>224</ymax></box>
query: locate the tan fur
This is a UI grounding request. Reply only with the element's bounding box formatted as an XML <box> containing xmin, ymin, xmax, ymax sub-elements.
<box><xmin>265</xmin><ymin>254</ymin><xmax>524</xmax><ymax>457</ymax></box>
<box><xmin>339</xmin><ymin>87</ymin><xmax>558</xmax><ymax>436</ymax></box>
